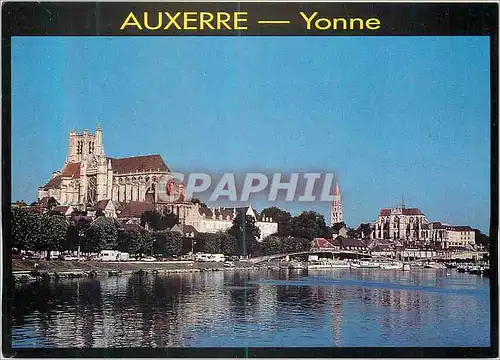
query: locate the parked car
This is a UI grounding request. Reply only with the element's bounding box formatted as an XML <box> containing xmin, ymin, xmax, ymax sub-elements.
<box><xmin>25</xmin><ymin>254</ymin><xmax>43</xmax><ymax>260</ymax></box>
<box><xmin>142</xmin><ymin>256</ymin><xmax>157</xmax><ymax>262</ymax></box>
<box><xmin>224</xmin><ymin>261</ymin><xmax>235</xmax><ymax>267</ymax></box>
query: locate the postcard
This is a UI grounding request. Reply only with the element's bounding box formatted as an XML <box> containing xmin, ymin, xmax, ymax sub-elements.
<box><xmin>2</xmin><ymin>2</ymin><xmax>498</xmax><ymax>357</ymax></box>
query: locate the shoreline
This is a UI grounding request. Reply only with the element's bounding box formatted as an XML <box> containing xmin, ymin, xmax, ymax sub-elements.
<box><xmin>12</xmin><ymin>259</ymin><xmax>261</xmax><ymax>282</ymax></box>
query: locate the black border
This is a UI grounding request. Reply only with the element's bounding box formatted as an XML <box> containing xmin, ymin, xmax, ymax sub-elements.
<box><xmin>2</xmin><ymin>2</ymin><xmax>498</xmax><ymax>358</ymax></box>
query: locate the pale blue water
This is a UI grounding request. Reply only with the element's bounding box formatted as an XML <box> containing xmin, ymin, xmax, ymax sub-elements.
<box><xmin>10</xmin><ymin>268</ymin><xmax>490</xmax><ymax>347</ymax></box>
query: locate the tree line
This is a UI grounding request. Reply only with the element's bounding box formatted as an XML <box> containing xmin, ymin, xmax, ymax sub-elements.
<box><xmin>11</xmin><ymin>204</ymin><xmax>354</xmax><ymax>259</ymax></box>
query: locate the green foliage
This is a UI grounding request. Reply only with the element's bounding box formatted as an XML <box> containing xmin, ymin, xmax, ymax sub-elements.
<box><xmin>261</xmin><ymin>235</ymin><xmax>311</xmax><ymax>255</ymax></box>
<box><xmin>220</xmin><ymin>231</ymin><xmax>237</xmax><ymax>255</ymax></box>
<box><xmin>282</xmin><ymin>237</ymin><xmax>311</xmax><ymax>253</ymax></box>
<box><xmin>118</xmin><ymin>226</ymin><xmax>154</xmax><ymax>256</ymax></box>
<box><xmin>84</xmin><ymin>217</ymin><xmax>118</xmax><ymax>252</ymax></box>
<box><xmin>197</xmin><ymin>232</ymin><xmax>222</xmax><ymax>254</ymax></box>
<box><xmin>39</xmin><ymin>214</ymin><xmax>68</xmax><ymax>258</ymax></box>
<box><xmin>474</xmin><ymin>229</ymin><xmax>490</xmax><ymax>248</ymax></box>
<box><xmin>11</xmin><ymin>207</ymin><xmax>41</xmax><ymax>251</ymax></box>
<box><xmin>346</xmin><ymin>227</ymin><xmax>357</xmax><ymax>238</ymax></box>
<box><xmin>261</xmin><ymin>207</ymin><xmax>292</xmax><ymax>236</ymax></box>
<box><xmin>154</xmin><ymin>231</ymin><xmax>183</xmax><ymax>256</ymax></box>
<box><xmin>261</xmin><ymin>235</ymin><xmax>284</xmax><ymax>255</ymax></box>
<box><xmin>228</xmin><ymin>211</ymin><xmax>261</xmax><ymax>256</ymax></box>
<box><xmin>141</xmin><ymin>210</ymin><xmax>179</xmax><ymax>231</ymax></box>
<box><xmin>291</xmin><ymin>211</ymin><xmax>328</xmax><ymax>240</ymax></box>
<box><xmin>46</xmin><ymin>197</ymin><xmax>58</xmax><ymax>211</ymax></box>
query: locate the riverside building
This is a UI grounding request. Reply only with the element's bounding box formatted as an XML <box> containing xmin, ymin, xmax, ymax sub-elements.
<box><xmin>372</xmin><ymin>203</ymin><xmax>475</xmax><ymax>249</ymax></box>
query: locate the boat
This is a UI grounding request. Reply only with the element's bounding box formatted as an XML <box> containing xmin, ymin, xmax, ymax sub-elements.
<box><xmin>379</xmin><ymin>261</ymin><xmax>404</xmax><ymax>270</ymax></box>
<box><xmin>308</xmin><ymin>259</ymin><xmax>350</xmax><ymax>269</ymax></box>
<box><xmin>425</xmin><ymin>262</ymin><xmax>446</xmax><ymax>269</ymax></box>
<box><xmin>468</xmin><ymin>265</ymin><xmax>482</xmax><ymax>275</ymax></box>
<box><xmin>330</xmin><ymin>260</ymin><xmax>351</xmax><ymax>269</ymax></box>
<box><xmin>289</xmin><ymin>261</ymin><xmax>306</xmax><ymax>270</ymax></box>
<box><xmin>308</xmin><ymin>261</ymin><xmax>332</xmax><ymax>269</ymax></box>
<box><xmin>350</xmin><ymin>259</ymin><xmax>380</xmax><ymax>269</ymax></box>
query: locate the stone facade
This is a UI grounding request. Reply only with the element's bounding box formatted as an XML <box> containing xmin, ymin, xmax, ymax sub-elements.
<box><xmin>178</xmin><ymin>204</ymin><xmax>278</xmax><ymax>241</ymax></box>
<box><xmin>38</xmin><ymin>126</ymin><xmax>175</xmax><ymax>209</ymax></box>
<box><xmin>372</xmin><ymin>206</ymin><xmax>475</xmax><ymax>249</ymax></box>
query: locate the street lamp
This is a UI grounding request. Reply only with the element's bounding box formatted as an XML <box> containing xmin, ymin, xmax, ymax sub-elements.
<box><xmin>191</xmin><ymin>239</ymin><xmax>196</xmax><ymax>259</ymax></box>
<box><xmin>78</xmin><ymin>230</ymin><xmax>84</xmax><ymax>259</ymax></box>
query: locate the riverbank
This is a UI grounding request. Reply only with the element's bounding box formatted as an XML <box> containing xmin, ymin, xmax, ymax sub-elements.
<box><xmin>12</xmin><ymin>259</ymin><xmax>260</xmax><ymax>282</ymax></box>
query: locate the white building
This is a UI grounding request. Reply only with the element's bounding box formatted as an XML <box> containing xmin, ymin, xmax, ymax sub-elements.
<box><xmin>182</xmin><ymin>204</ymin><xmax>278</xmax><ymax>241</ymax></box>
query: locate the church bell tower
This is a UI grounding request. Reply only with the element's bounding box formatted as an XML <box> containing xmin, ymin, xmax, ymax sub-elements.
<box><xmin>331</xmin><ymin>181</ymin><xmax>344</xmax><ymax>225</ymax></box>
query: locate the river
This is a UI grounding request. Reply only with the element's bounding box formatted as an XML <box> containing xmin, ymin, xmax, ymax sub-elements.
<box><xmin>10</xmin><ymin>268</ymin><xmax>490</xmax><ymax>348</ymax></box>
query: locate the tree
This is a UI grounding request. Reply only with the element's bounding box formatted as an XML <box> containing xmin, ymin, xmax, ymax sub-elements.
<box><xmin>220</xmin><ymin>231</ymin><xmax>237</xmax><ymax>255</ymax></box>
<box><xmin>154</xmin><ymin>231</ymin><xmax>183</xmax><ymax>257</ymax></box>
<box><xmin>38</xmin><ymin>214</ymin><xmax>68</xmax><ymax>259</ymax></box>
<box><xmin>46</xmin><ymin>197</ymin><xmax>58</xmax><ymax>212</ymax></box>
<box><xmin>282</xmin><ymin>237</ymin><xmax>311</xmax><ymax>253</ymax></box>
<box><xmin>84</xmin><ymin>217</ymin><xmax>118</xmax><ymax>252</ymax></box>
<box><xmin>11</xmin><ymin>207</ymin><xmax>41</xmax><ymax>251</ymax></box>
<box><xmin>346</xmin><ymin>227</ymin><xmax>357</xmax><ymax>238</ymax></box>
<box><xmin>196</xmin><ymin>233</ymin><xmax>222</xmax><ymax>254</ymax></box>
<box><xmin>261</xmin><ymin>235</ymin><xmax>284</xmax><ymax>255</ymax></box>
<box><xmin>260</xmin><ymin>206</ymin><xmax>292</xmax><ymax>236</ymax></box>
<box><xmin>290</xmin><ymin>211</ymin><xmax>328</xmax><ymax>239</ymax></box>
<box><xmin>141</xmin><ymin>210</ymin><xmax>179</xmax><ymax>231</ymax></box>
<box><xmin>228</xmin><ymin>211</ymin><xmax>261</xmax><ymax>256</ymax></box>
<box><xmin>474</xmin><ymin>229</ymin><xmax>490</xmax><ymax>248</ymax></box>
<box><xmin>117</xmin><ymin>226</ymin><xmax>153</xmax><ymax>256</ymax></box>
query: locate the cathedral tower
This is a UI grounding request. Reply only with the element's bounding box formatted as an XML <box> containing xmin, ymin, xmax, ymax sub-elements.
<box><xmin>331</xmin><ymin>181</ymin><xmax>343</xmax><ymax>225</ymax></box>
<box><xmin>67</xmin><ymin>127</ymin><xmax>101</xmax><ymax>163</ymax></box>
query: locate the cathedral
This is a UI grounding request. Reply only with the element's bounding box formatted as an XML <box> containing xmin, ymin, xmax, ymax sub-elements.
<box><xmin>38</xmin><ymin>126</ymin><xmax>177</xmax><ymax>208</ymax></box>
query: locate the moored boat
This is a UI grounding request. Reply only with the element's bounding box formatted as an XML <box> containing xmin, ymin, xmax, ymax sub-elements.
<box><xmin>350</xmin><ymin>260</ymin><xmax>380</xmax><ymax>269</ymax></box>
<box><xmin>380</xmin><ymin>261</ymin><xmax>404</xmax><ymax>270</ymax></box>
<box><xmin>425</xmin><ymin>262</ymin><xmax>446</xmax><ymax>269</ymax></box>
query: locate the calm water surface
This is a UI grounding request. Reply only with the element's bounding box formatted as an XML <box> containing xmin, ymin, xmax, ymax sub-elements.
<box><xmin>11</xmin><ymin>268</ymin><xmax>490</xmax><ymax>347</ymax></box>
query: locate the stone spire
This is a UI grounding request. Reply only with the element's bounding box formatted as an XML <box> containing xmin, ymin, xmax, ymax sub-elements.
<box><xmin>331</xmin><ymin>181</ymin><xmax>344</xmax><ymax>225</ymax></box>
<box><xmin>95</xmin><ymin>124</ymin><xmax>104</xmax><ymax>156</ymax></box>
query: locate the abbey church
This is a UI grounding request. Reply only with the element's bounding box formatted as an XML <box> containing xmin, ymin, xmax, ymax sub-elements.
<box><xmin>38</xmin><ymin>126</ymin><xmax>176</xmax><ymax>207</ymax></box>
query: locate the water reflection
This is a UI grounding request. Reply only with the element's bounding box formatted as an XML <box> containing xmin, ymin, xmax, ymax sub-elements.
<box><xmin>11</xmin><ymin>269</ymin><xmax>490</xmax><ymax>348</ymax></box>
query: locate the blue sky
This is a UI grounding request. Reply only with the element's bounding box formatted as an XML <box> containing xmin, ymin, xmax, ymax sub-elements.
<box><xmin>11</xmin><ymin>36</ymin><xmax>491</xmax><ymax>232</ymax></box>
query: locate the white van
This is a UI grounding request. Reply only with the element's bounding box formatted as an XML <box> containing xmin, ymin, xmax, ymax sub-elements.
<box><xmin>118</xmin><ymin>252</ymin><xmax>130</xmax><ymax>261</ymax></box>
<box><xmin>195</xmin><ymin>253</ymin><xmax>209</xmax><ymax>262</ymax></box>
<box><xmin>207</xmin><ymin>254</ymin><xmax>225</xmax><ymax>262</ymax></box>
<box><xmin>99</xmin><ymin>250</ymin><xmax>120</xmax><ymax>261</ymax></box>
